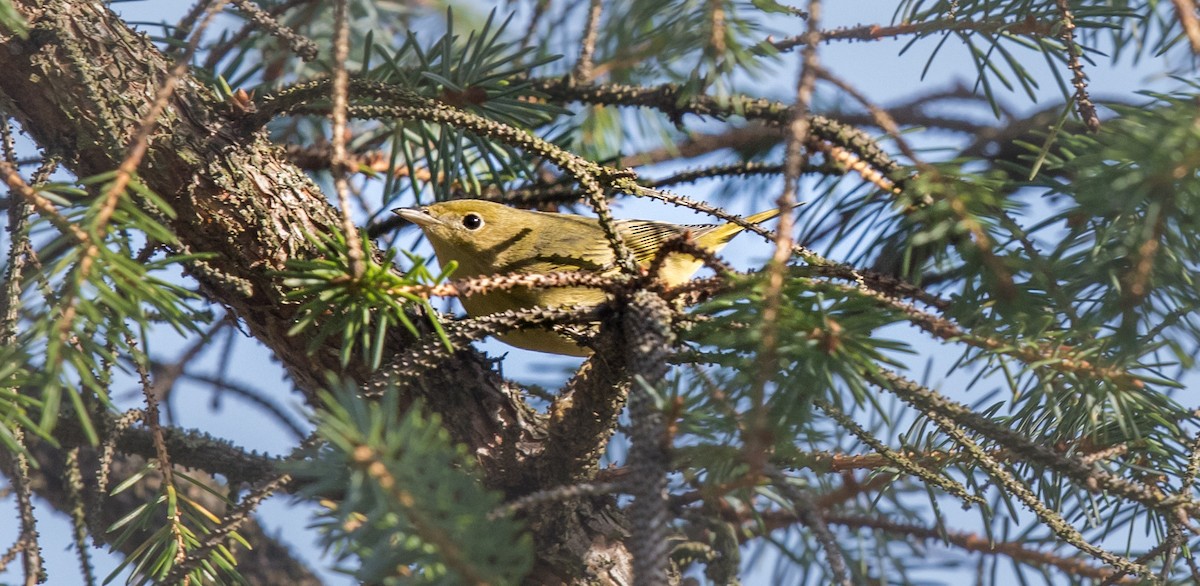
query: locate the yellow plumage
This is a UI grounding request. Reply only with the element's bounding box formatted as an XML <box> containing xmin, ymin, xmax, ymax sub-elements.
<box><xmin>395</xmin><ymin>199</ymin><xmax>785</xmax><ymax>356</ymax></box>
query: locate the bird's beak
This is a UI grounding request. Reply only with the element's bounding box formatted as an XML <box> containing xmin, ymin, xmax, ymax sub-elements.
<box><xmin>392</xmin><ymin>207</ymin><xmax>442</xmax><ymax>227</ymax></box>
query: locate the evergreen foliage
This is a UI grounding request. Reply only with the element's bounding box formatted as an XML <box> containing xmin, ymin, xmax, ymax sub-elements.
<box><xmin>1</xmin><ymin>0</ymin><xmax>1199</xmax><ymax>585</ymax></box>
<box><xmin>293</xmin><ymin>390</ymin><xmax>532</xmax><ymax>584</ymax></box>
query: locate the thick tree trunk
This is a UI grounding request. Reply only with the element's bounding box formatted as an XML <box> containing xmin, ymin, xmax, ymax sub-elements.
<box><xmin>0</xmin><ymin>1</ymin><xmax>632</xmax><ymax>583</ymax></box>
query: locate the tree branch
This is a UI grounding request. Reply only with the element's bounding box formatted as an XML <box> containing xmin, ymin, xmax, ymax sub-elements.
<box><xmin>0</xmin><ymin>2</ymin><xmax>631</xmax><ymax>582</ymax></box>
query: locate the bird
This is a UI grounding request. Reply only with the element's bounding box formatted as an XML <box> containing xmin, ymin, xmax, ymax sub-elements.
<box><xmin>394</xmin><ymin>199</ymin><xmax>786</xmax><ymax>356</ymax></box>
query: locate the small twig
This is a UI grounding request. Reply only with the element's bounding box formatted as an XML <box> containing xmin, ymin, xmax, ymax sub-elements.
<box><xmin>814</xmin><ymin>472</ymin><xmax>897</xmax><ymax>510</ymax></box>
<box><xmin>329</xmin><ymin>0</ymin><xmax>365</xmax><ymax>278</ymax></box>
<box><xmin>203</xmin><ymin>0</ymin><xmax>316</xmax><ymax>69</ymax></box>
<box><xmin>368</xmin><ymin>305</ymin><xmax>606</xmax><ymax>394</ymax></box>
<box><xmin>750</xmin><ymin>0</ymin><xmax>822</xmax><ymax>475</ymax></box>
<box><xmin>1056</xmin><ymin>0</ymin><xmax>1100</xmax><ymax>132</ymax></box>
<box><xmin>772</xmin><ymin>16</ymin><xmax>1054</xmax><ymax>52</ymax></box>
<box><xmin>169</xmin><ymin>0</ymin><xmax>215</xmax><ymax>50</ymax></box>
<box><xmin>96</xmin><ymin>409</ymin><xmax>144</xmax><ymax>500</ymax></box>
<box><xmin>9</xmin><ymin>426</ymin><xmax>44</xmax><ymax>585</ymax></box>
<box><xmin>127</xmin><ymin>334</ymin><xmax>187</xmax><ymax>570</ymax></box>
<box><xmin>0</xmin><ymin>537</ymin><xmax>27</xmax><ymax>573</ymax></box>
<box><xmin>0</xmin><ymin>119</ymin><xmax>32</xmax><ymax>347</ymax></box>
<box><xmin>820</xmin><ymin>142</ymin><xmax>903</xmax><ymax>197</ymax></box>
<box><xmin>385</xmin><ymin>269</ymin><xmax>617</xmax><ymax>302</ymax></box>
<box><xmin>0</xmin><ymin>116</ymin><xmax>15</xmax><ymax>163</ymax></box>
<box><xmin>869</xmin><ymin>368</ymin><xmax>1197</xmax><ymax>523</ymax></box>
<box><xmin>0</xmin><ymin>161</ymin><xmax>88</xmax><ymax>243</ymax></box>
<box><xmin>1175</xmin><ymin>432</ymin><xmax>1200</xmax><ymax>531</ymax></box>
<box><xmin>229</xmin><ymin>0</ymin><xmax>318</xmax><ymax>61</ymax></box>
<box><xmin>572</xmin><ymin>0</ymin><xmax>603</xmax><ymax>84</ymax></box>
<box><xmin>813</xmin><ymin>397</ymin><xmax>984</xmax><ymax>506</ymax></box>
<box><xmin>815</xmin><ymin>66</ymin><xmax>924</xmax><ymax>166</ymax></box>
<box><xmin>283</xmin><ymin>143</ymin><xmax>390</xmax><ymax>174</ymax></box>
<box><xmin>631</xmin><ymin>186</ymin><xmax>950</xmax><ymax>314</ymax></box>
<box><xmin>1097</xmin><ymin>526</ymin><xmax>1181</xmax><ymax>586</ymax></box>
<box><xmin>160</xmin><ymin>454</ymin><xmax>301</xmax><ymax>584</ymax></box>
<box><xmin>764</xmin><ymin>465</ymin><xmax>851</xmax><ymax>586</ymax></box>
<box><xmin>519</xmin><ymin>0</ymin><xmax>550</xmax><ymax>51</ymax></box>
<box><xmin>912</xmin><ymin>393</ymin><xmax>1151</xmax><ymax>578</ymax></box>
<box><xmin>813</xmin><ymin>513</ymin><xmax>1143</xmax><ymax>583</ymax></box>
<box><xmin>619</xmin><ymin>124</ymin><xmax>783</xmax><ymax>168</ymax></box>
<box><xmin>529</xmin><ymin>78</ymin><xmax>900</xmax><ymax>178</ymax></box>
<box><xmin>813</xmin><ymin>276</ymin><xmax>1145</xmax><ymax>390</ymax></box>
<box><xmin>643</xmin><ymin>233</ymin><xmax>734</xmax><ymax>286</ymax></box>
<box><xmin>704</xmin><ymin>0</ymin><xmax>727</xmax><ymax>75</ymax></box>
<box><xmin>64</xmin><ymin>448</ymin><xmax>97</xmax><ymax>586</ymax></box>
<box><xmin>1172</xmin><ymin>0</ymin><xmax>1200</xmax><ymax>55</ymax></box>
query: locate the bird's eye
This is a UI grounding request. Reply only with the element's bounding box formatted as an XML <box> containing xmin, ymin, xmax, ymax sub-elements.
<box><xmin>462</xmin><ymin>213</ymin><xmax>484</xmax><ymax>230</ymax></box>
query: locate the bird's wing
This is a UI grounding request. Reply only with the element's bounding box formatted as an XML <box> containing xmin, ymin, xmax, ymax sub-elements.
<box><xmin>615</xmin><ymin>220</ymin><xmax>701</xmax><ymax>266</ymax></box>
<box><xmin>561</xmin><ymin>219</ymin><xmax>721</xmax><ymax>270</ymax></box>
<box><xmin>501</xmin><ymin>216</ymin><xmax>715</xmax><ymax>273</ymax></box>
<box><xmin>509</xmin><ymin>208</ymin><xmax>785</xmax><ymax>277</ymax></box>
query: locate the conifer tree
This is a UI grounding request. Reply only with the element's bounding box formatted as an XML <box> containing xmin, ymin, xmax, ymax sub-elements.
<box><xmin>1</xmin><ymin>1</ymin><xmax>1198</xmax><ymax>584</ymax></box>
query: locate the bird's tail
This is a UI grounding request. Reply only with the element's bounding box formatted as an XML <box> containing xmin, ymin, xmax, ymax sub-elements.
<box><xmin>697</xmin><ymin>204</ymin><xmax>798</xmax><ymax>250</ymax></box>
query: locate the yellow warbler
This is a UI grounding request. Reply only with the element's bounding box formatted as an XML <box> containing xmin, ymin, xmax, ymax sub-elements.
<box><xmin>394</xmin><ymin>199</ymin><xmax>785</xmax><ymax>356</ymax></box>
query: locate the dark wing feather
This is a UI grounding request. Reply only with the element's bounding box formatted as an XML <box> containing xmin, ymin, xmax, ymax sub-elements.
<box><xmin>617</xmin><ymin>220</ymin><xmax>710</xmax><ymax>265</ymax></box>
<box><xmin>505</xmin><ymin>215</ymin><xmax>719</xmax><ymax>274</ymax></box>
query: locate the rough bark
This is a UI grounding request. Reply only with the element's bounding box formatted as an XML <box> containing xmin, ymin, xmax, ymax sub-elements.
<box><xmin>0</xmin><ymin>1</ymin><xmax>632</xmax><ymax>583</ymax></box>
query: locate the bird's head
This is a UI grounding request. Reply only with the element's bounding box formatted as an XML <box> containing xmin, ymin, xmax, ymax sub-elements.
<box><xmin>393</xmin><ymin>199</ymin><xmax>535</xmax><ymax>274</ymax></box>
